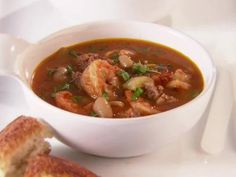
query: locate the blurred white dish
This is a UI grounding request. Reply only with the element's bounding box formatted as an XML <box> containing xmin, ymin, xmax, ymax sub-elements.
<box><xmin>49</xmin><ymin>0</ymin><xmax>176</xmax><ymax>24</ymax></box>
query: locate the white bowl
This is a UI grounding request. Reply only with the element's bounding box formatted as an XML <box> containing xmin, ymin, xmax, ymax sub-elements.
<box><xmin>0</xmin><ymin>21</ymin><xmax>216</xmax><ymax>157</ymax></box>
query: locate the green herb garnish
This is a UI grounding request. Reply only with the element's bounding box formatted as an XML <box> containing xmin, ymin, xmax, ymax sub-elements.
<box><xmin>111</xmin><ymin>52</ymin><xmax>119</xmax><ymax>64</ymax></box>
<box><xmin>58</xmin><ymin>83</ymin><xmax>70</xmax><ymax>90</ymax></box>
<box><xmin>191</xmin><ymin>90</ymin><xmax>200</xmax><ymax>98</ymax></box>
<box><xmin>156</xmin><ymin>64</ymin><xmax>167</xmax><ymax>72</ymax></box>
<box><xmin>167</xmin><ymin>64</ymin><xmax>173</xmax><ymax>71</ymax></box>
<box><xmin>90</xmin><ymin>111</ymin><xmax>98</xmax><ymax>117</ymax></box>
<box><xmin>88</xmin><ymin>45</ymin><xmax>97</xmax><ymax>52</ymax></box>
<box><xmin>51</xmin><ymin>83</ymin><xmax>70</xmax><ymax>97</ymax></box>
<box><xmin>132</xmin><ymin>63</ymin><xmax>149</xmax><ymax>74</ymax></box>
<box><xmin>66</xmin><ymin>65</ymin><xmax>73</xmax><ymax>74</ymax></box>
<box><xmin>102</xmin><ymin>91</ymin><xmax>109</xmax><ymax>101</ymax></box>
<box><xmin>68</xmin><ymin>50</ymin><xmax>81</xmax><ymax>58</ymax></box>
<box><xmin>131</xmin><ymin>88</ymin><xmax>143</xmax><ymax>101</ymax></box>
<box><xmin>47</xmin><ymin>68</ymin><xmax>56</xmax><ymax>77</ymax></box>
<box><xmin>156</xmin><ymin>64</ymin><xmax>173</xmax><ymax>72</ymax></box>
<box><xmin>118</xmin><ymin>70</ymin><xmax>130</xmax><ymax>81</ymax></box>
<box><xmin>72</xmin><ymin>95</ymin><xmax>82</xmax><ymax>103</ymax></box>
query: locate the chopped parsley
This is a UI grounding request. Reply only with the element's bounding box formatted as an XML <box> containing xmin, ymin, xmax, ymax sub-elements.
<box><xmin>132</xmin><ymin>63</ymin><xmax>149</xmax><ymax>74</ymax></box>
<box><xmin>66</xmin><ymin>65</ymin><xmax>73</xmax><ymax>74</ymax></box>
<box><xmin>47</xmin><ymin>68</ymin><xmax>56</xmax><ymax>77</ymax></box>
<box><xmin>156</xmin><ymin>64</ymin><xmax>173</xmax><ymax>72</ymax></box>
<box><xmin>51</xmin><ymin>83</ymin><xmax>70</xmax><ymax>97</ymax></box>
<box><xmin>131</xmin><ymin>88</ymin><xmax>143</xmax><ymax>101</ymax></box>
<box><xmin>111</xmin><ymin>52</ymin><xmax>119</xmax><ymax>64</ymax></box>
<box><xmin>68</xmin><ymin>50</ymin><xmax>81</xmax><ymax>58</ymax></box>
<box><xmin>72</xmin><ymin>95</ymin><xmax>82</xmax><ymax>103</ymax></box>
<box><xmin>90</xmin><ymin>111</ymin><xmax>98</xmax><ymax>117</ymax></box>
<box><xmin>190</xmin><ymin>90</ymin><xmax>200</xmax><ymax>98</ymax></box>
<box><xmin>102</xmin><ymin>91</ymin><xmax>109</xmax><ymax>101</ymax></box>
<box><xmin>118</xmin><ymin>70</ymin><xmax>130</xmax><ymax>81</ymax></box>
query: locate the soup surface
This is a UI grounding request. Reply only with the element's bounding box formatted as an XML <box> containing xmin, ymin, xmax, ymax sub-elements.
<box><xmin>32</xmin><ymin>38</ymin><xmax>203</xmax><ymax>118</ymax></box>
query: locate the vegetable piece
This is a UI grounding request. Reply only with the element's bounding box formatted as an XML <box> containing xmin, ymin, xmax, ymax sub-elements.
<box><xmin>66</xmin><ymin>65</ymin><xmax>73</xmax><ymax>75</ymax></box>
<box><xmin>111</xmin><ymin>52</ymin><xmax>119</xmax><ymax>64</ymax></box>
<box><xmin>132</xmin><ymin>63</ymin><xmax>149</xmax><ymax>74</ymax></box>
<box><xmin>156</xmin><ymin>64</ymin><xmax>173</xmax><ymax>72</ymax></box>
<box><xmin>191</xmin><ymin>90</ymin><xmax>200</xmax><ymax>98</ymax></box>
<box><xmin>118</xmin><ymin>55</ymin><xmax>134</xmax><ymax>68</ymax></box>
<box><xmin>57</xmin><ymin>83</ymin><xmax>70</xmax><ymax>91</ymax></box>
<box><xmin>68</xmin><ymin>50</ymin><xmax>81</xmax><ymax>58</ymax></box>
<box><xmin>131</xmin><ymin>88</ymin><xmax>143</xmax><ymax>101</ymax></box>
<box><xmin>51</xmin><ymin>83</ymin><xmax>70</xmax><ymax>97</ymax></box>
<box><xmin>102</xmin><ymin>91</ymin><xmax>109</xmax><ymax>101</ymax></box>
<box><xmin>47</xmin><ymin>68</ymin><xmax>56</xmax><ymax>77</ymax></box>
<box><xmin>90</xmin><ymin>111</ymin><xmax>98</xmax><ymax>117</ymax></box>
<box><xmin>72</xmin><ymin>95</ymin><xmax>82</xmax><ymax>103</ymax></box>
<box><xmin>93</xmin><ymin>97</ymin><xmax>113</xmax><ymax>118</ymax></box>
<box><xmin>123</xmin><ymin>76</ymin><xmax>154</xmax><ymax>90</ymax></box>
<box><xmin>118</xmin><ymin>71</ymin><xmax>130</xmax><ymax>81</ymax></box>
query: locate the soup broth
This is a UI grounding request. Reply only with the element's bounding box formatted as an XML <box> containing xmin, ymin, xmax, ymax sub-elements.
<box><xmin>32</xmin><ymin>38</ymin><xmax>204</xmax><ymax>118</ymax></box>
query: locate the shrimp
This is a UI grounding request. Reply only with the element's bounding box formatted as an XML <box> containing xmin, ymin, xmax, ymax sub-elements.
<box><xmin>166</xmin><ymin>69</ymin><xmax>191</xmax><ymax>89</ymax></box>
<box><xmin>173</xmin><ymin>69</ymin><xmax>191</xmax><ymax>82</ymax></box>
<box><xmin>80</xmin><ymin>59</ymin><xmax>120</xmax><ymax>99</ymax></box>
<box><xmin>125</xmin><ymin>90</ymin><xmax>159</xmax><ymax>116</ymax></box>
<box><xmin>167</xmin><ymin>79</ymin><xmax>191</xmax><ymax>89</ymax></box>
<box><xmin>55</xmin><ymin>91</ymin><xmax>85</xmax><ymax>114</ymax></box>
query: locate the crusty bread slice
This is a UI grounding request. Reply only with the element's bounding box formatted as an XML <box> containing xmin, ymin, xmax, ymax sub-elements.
<box><xmin>0</xmin><ymin>116</ymin><xmax>53</xmax><ymax>177</ymax></box>
<box><xmin>24</xmin><ymin>155</ymin><xmax>98</xmax><ymax>177</ymax></box>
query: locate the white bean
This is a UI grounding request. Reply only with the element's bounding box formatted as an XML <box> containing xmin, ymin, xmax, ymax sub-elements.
<box><xmin>53</xmin><ymin>67</ymin><xmax>67</xmax><ymax>82</ymax></box>
<box><xmin>109</xmin><ymin>101</ymin><xmax>125</xmax><ymax>107</ymax></box>
<box><xmin>93</xmin><ymin>97</ymin><xmax>113</xmax><ymax>118</ymax></box>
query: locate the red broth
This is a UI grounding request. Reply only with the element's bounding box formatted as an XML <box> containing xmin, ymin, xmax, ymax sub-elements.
<box><xmin>32</xmin><ymin>38</ymin><xmax>203</xmax><ymax>118</ymax></box>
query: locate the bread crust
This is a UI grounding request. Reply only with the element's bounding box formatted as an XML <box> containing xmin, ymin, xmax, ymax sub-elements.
<box><xmin>25</xmin><ymin>155</ymin><xmax>98</xmax><ymax>177</ymax></box>
<box><xmin>0</xmin><ymin>116</ymin><xmax>52</xmax><ymax>167</ymax></box>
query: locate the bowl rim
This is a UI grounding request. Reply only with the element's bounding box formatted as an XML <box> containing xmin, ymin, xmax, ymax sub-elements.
<box><xmin>25</xmin><ymin>20</ymin><xmax>217</xmax><ymax>122</ymax></box>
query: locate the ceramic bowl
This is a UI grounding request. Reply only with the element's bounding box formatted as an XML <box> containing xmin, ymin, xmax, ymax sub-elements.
<box><xmin>0</xmin><ymin>21</ymin><xmax>216</xmax><ymax>157</ymax></box>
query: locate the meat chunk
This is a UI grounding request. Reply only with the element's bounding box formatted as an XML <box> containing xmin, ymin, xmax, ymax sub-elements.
<box><xmin>74</xmin><ymin>53</ymin><xmax>101</xmax><ymax>71</ymax></box>
<box><xmin>71</xmin><ymin>71</ymin><xmax>82</xmax><ymax>89</ymax></box>
<box><xmin>156</xmin><ymin>93</ymin><xmax>178</xmax><ymax>105</ymax></box>
<box><xmin>151</xmin><ymin>72</ymin><xmax>173</xmax><ymax>85</ymax></box>
<box><xmin>144</xmin><ymin>82</ymin><xmax>163</xmax><ymax>100</ymax></box>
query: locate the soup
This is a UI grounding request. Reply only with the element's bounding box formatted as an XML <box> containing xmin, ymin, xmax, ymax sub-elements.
<box><xmin>32</xmin><ymin>38</ymin><xmax>203</xmax><ymax>118</ymax></box>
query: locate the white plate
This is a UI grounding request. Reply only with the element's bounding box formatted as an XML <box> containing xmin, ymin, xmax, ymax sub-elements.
<box><xmin>0</xmin><ymin>74</ymin><xmax>236</xmax><ymax>177</ymax></box>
